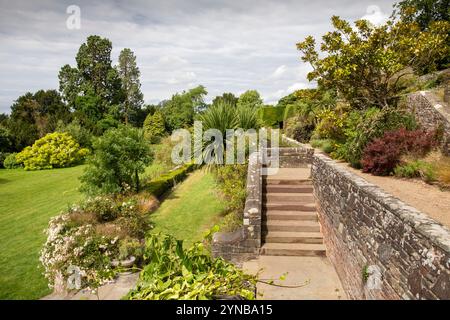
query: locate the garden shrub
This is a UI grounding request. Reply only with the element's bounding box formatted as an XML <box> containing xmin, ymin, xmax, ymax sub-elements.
<box><xmin>343</xmin><ymin>108</ymin><xmax>417</xmax><ymax>168</ymax></box>
<box><xmin>0</xmin><ymin>152</ymin><xmax>7</xmax><ymax>168</ymax></box>
<box><xmin>15</xmin><ymin>132</ymin><xmax>89</xmax><ymax>170</ymax></box>
<box><xmin>144</xmin><ymin>111</ymin><xmax>166</xmax><ymax>144</ymax></box>
<box><xmin>361</xmin><ymin>128</ymin><xmax>437</xmax><ymax>175</ymax></box>
<box><xmin>3</xmin><ymin>153</ymin><xmax>20</xmax><ymax>169</ymax></box>
<box><xmin>126</xmin><ymin>233</ymin><xmax>256</xmax><ymax>300</ymax></box>
<box><xmin>56</xmin><ymin>119</ymin><xmax>93</xmax><ymax>149</ymax></box>
<box><xmin>314</xmin><ymin>107</ymin><xmax>346</xmax><ymax>141</ymax></box>
<box><xmin>394</xmin><ymin>159</ymin><xmax>436</xmax><ymax>182</ymax></box>
<box><xmin>284</xmin><ymin>116</ymin><xmax>315</xmax><ymax>143</ymax></box>
<box><xmin>213</xmin><ymin>164</ymin><xmax>247</xmax><ymax>215</ymax></box>
<box><xmin>40</xmin><ymin>195</ymin><xmax>151</xmax><ymax>292</ymax></box>
<box><xmin>310</xmin><ymin>138</ymin><xmax>336</xmax><ymax>154</ymax></box>
<box><xmin>146</xmin><ymin>163</ymin><xmax>195</xmax><ymax>197</ymax></box>
<box><xmin>80</xmin><ymin>125</ymin><xmax>153</xmax><ymax>195</ymax></box>
<box><xmin>423</xmin><ymin>151</ymin><xmax>450</xmax><ymax>188</ymax></box>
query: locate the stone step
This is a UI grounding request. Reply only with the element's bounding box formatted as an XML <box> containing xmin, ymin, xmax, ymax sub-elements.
<box><xmin>263</xmin><ymin>203</ymin><xmax>316</xmax><ymax>212</ymax></box>
<box><xmin>263</xmin><ymin>185</ymin><xmax>313</xmax><ymax>193</ymax></box>
<box><xmin>263</xmin><ymin>231</ymin><xmax>323</xmax><ymax>244</ymax></box>
<box><xmin>263</xmin><ymin>220</ymin><xmax>320</xmax><ymax>232</ymax></box>
<box><xmin>260</xmin><ymin>243</ymin><xmax>326</xmax><ymax>257</ymax></box>
<box><xmin>264</xmin><ymin>193</ymin><xmax>315</xmax><ymax>202</ymax></box>
<box><xmin>264</xmin><ymin>179</ymin><xmax>312</xmax><ymax>186</ymax></box>
<box><xmin>264</xmin><ymin>211</ymin><xmax>317</xmax><ymax>221</ymax></box>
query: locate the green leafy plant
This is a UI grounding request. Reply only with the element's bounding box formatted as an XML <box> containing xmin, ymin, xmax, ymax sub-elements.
<box><xmin>394</xmin><ymin>159</ymin><xmax>436</xmax><ymax>182</ymax></box>
<box><xmin>15</xmin><ymin>132</ymin><xmax>89</xmax><ymax>170</ymax></box>
<box><xmin>3</xmin><ymin>153</ymin><xmax>20</xmax><ymax>169</ymax></box>
<box><xmin>126</xmin><ymin>233</ymin><xmax>257</xmax><ymax>300</ymax></box>
<box><xmin>343</xmin><ymin>108</ymin><xmax>417</xmax><ymax>168</ymax></box>
<box><xmin>144</xmin><ymin>111</ymin><xmax>166</xmax><ymax>143</ymax></box>
<box><xmin>297</xmin><ymin>14</ymin><xmax>450</xmax><ymax>109</ymax></box>
<box><xmin>362</xmin><ymin>265</ymin><xmax>370</xmax><ymax>283</ymax></box>
<box><xmin>213</xmin><ymin>164</ymin><xmax>247</xmax><ymax>232</ymax></box>
<box><xmin>80</xmin><ymin>125</ymin><xmax>153</xmax><ymax>195</ymax></box>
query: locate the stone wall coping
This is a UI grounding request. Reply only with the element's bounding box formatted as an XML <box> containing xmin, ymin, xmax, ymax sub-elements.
<box><xmin>314</xmin><ymin>153</ymin><xmax>450</xmax><ymax>254</ymax></box>
<box><xmin>282</xmin><ymin>135</ymin><xmax>312</xmax><ymax>149</ymax></box>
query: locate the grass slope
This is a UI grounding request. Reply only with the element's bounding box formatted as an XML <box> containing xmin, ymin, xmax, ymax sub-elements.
<box><xmin>0</xmin><ymin>166</ymin><xmax>84</xmax><ymax>300</ymax></box>
<box><xmin>150</xmin><ymin>169</ymin><xmax>226</xmax><ymax>247</ymax></box>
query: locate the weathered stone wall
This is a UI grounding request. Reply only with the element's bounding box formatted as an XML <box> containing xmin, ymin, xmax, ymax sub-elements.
<box><xmin>312</xmin><ymin>153</ymin><xmax>450</xmax><ymax>300</ymax></box>
<box><xmin>266</xmin><ymin>146</ymin><xmax>314</xmax><ymax>168</ymax></box>
<box><xmin>407</xmin><ymin>91</ymin><xmax>450</xmax><ymax>155</ymax></box>
<box><xmin>211</xmin><ymin>152</ymin><xmax>262</xmax><ymax>265</ymax></box>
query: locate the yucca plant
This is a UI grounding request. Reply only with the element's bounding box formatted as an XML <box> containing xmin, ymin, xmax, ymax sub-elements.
<box><xmin>196</xmin><ymin>101</ymin><xmax>260</xmax><ymax>165</ymax></box>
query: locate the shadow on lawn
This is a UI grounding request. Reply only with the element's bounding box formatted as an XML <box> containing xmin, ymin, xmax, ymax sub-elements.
<box><xmin>0</xmin><ymin>178</ymin><xmax>10</xmax><ymax>185</ymax></box>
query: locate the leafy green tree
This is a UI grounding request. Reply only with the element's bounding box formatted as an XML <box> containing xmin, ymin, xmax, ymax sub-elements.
<box><xmin>80</xmin><ymin>125</ymin><xmax>153</xmax><ymax>195</ymax></box>
<box><xmin>237</xmin><ymin>90</ymin><xmax>263</xmax><ymax>109</ymax></box>
<box><xmin>59</xmin><ymin>35</ymin><xmax>125</xmax><ymax>130</ymax></box>
<box><xmin>394</xmin><ymin>0</ymin><xmax>449</xmax><ymax>30</ymax></box>
<box><xmin>212</xmin><ymin>92</ymin><xmax>238</xmax><ymax>107</ymax></box>
<box><xmin>162</xmin><ymin>85</ymin><xmax>207</xmax><ymax>132</ymax></box>
<box><xmin>8</xmin><ymin>90</ymin><xmax>70</xmax><ymax>150</ymax></box>
<box><xmin>394</xmin><ymin>0</ymin><xmax>450</xmax><ymax>69</ymax></box>
<box><xmin>56</xmin><ymin>119</ymin><xmax>93</xmax><ymax>149</ymax></box>
<box><xmin>117</xmin><ymin>48</ymin><xmax>144</xmax><ymax>125</ymax></box>
<box><xmin>297</xmin><ymin>15</ymin><xmax>450</xmax><ymax>109</ymax></box>
<box><xmin>143</xmin><ymin>111</ymin><xmax>166</xmax><ymax>143</ymax></box>
<box><xmin>0</xmin><ymin>126</ymin><xmax>13</xmax><ymax>152</ymax></box>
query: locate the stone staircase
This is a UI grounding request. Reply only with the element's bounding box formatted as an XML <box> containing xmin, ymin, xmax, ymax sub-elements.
<box><xmin>260</xmin><ymin>170</ymin><xmax>326</xmax><ymax>257</ymax></box>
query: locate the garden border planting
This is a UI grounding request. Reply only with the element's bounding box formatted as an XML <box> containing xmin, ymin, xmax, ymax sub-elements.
<box><xmin>211</xmin><ymin>152</ymin><xmax>262</xmax><ymax>264</ymax></box>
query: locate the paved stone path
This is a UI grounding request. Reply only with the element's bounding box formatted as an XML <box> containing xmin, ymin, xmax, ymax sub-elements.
<box><xmin>243</xmin><ymin>250</ymin><xmax>345</xmax><ymax>299</ymax></box>
<box><xmin>42</xmin><ymin>273</ymin><xmax>139</xmax><ymax>300</ymax></box>
<box><xmin>248</xmin><ymin>167</ymin><xmax>346</xmax><ymax>299</ymax></box>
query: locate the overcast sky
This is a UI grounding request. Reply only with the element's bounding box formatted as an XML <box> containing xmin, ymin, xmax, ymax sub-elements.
<box><xmin>0</xmin><ymin>0</ymin><xmax>397</xmax><ymax>113</ymax></box>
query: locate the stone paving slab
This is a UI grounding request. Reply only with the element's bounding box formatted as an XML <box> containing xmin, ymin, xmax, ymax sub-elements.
<box><xmin>42</xmin><ymin>273</ymin><xmax>139</xmax><ymax>300</ymax></box>
<box><xmin>266</xmin><ymin>167</ymin><xmax>311</xmax><ymax>180</ymax></box>
<box><xmin>243</xmin><ymin>256</ymin><xmax>346</xmax><ymax>300</ymax></box>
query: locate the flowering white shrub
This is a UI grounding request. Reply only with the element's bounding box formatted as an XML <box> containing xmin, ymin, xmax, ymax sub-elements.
<box><xmin>40</xmin><ymin>213</ymin><xmax>117</xmax><ymax>291</ymax></box>
<box><xmin>40</xmin><ymin>196</ymin><xmax>151</xmax><ymax>293</ymax></box>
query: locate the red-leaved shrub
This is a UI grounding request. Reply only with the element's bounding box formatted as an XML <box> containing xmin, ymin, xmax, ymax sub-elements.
<box><xmin>361</xmin><ymin>128</ymin><xmax>438</xmax><ymax>176</ymax></box>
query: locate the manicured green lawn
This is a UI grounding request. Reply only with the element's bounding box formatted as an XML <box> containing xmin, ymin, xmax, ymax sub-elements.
<box><xmin>0</xmin><ymin>166</ymin><xmax>85</xmax><ymax>300</ymax></box>
<box><xmin>0</xmin><ymin>163</ymin><xmax>223</xmax><ymax>299</ymax></box>
<box><xmin>150</xmin><ymin>169</ymin><xmax>226</xmax><ymax>247</ymax></box>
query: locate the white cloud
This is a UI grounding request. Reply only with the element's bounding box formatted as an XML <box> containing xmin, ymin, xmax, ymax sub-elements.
<box><xmin>167</xmin><ymin>71</ymin><xmax>197</xmax><ymax>84</ymax></box>
<box><xmin>361</xmin><ymin>5</ymin><xmax>389</xmax><ymax>26</ymax></box>
<box><xmin>287</xmin><ymin>82</ymin><xmax>307</xmax><ymax>92</ymax></box>
<box><xmin>0</xmin><ymin>0</ymin><xmax>398</xmax><ymax>112</ymax></box>
<box><xmin>271</xmin><ymin>65</ymin><xmax>287</xmax><ymax>78</ymax></box>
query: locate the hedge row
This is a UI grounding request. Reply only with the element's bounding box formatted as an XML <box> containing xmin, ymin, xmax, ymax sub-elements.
<box><xmin>257</xmin><ymin>105</ymin><xmax>286</xmax><ymax>127</ymax></box>
<box><xmin>146</xmin><ymin>163</ymin><xmax>196</xmax><ymax>198</ymax></box>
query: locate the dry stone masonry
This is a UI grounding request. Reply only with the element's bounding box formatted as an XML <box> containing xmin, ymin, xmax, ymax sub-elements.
<box><xmin>407</xmin><ymin>91</ymin><xmax>450</xmax><ymax>155</ymax></box>
<box><xmin>312</xmin><ymin>154</ymin><xmax>450</xmax><ymax>300</ymax></box>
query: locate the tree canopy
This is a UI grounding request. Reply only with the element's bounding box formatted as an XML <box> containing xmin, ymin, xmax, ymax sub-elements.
<box><xmin>117</xmin><ymin>48</ymin><xmax>144</xmax><ymax>126</ymax></box>
<box><xmin>297</xmin><ymin>15</ymin><xmax>450</xmax><ymax>109</ymax></box>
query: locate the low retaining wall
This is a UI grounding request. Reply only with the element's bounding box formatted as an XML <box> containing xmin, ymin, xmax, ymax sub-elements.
<box><xmin>211</xmin><ymin>152</ymin><xmax>262</xmax><ymax>264</ymax></box>
<box><xmin>407</xmin><ymin>91</ymin><xmax>450</xmax><ymax>155</ymax></box>
<box><xmin>312</xmin><ymin>154</ymin><xmax>450</xmax><ymax>300</ymax></box>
